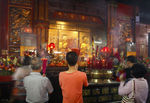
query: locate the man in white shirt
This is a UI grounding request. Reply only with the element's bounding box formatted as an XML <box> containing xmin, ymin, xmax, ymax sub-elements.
<box><xmin>24</xmin><ymin>57</ymin><xmax>53</xmax><ymax>103</ymax></box>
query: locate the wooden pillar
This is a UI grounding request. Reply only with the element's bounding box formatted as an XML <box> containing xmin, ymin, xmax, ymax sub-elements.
<box><xmin>33</xmin><ymin>0</ymin><xmax>49</xmax><ymax>50</ymax></box>
<box><xmin>0</xmin><ymin>0</ymin><xmax>9</xmax><ymax>56</ymax></box>
<box><xmin>107</xmin><ymin>0</ymin><xmax>117</xmax><ymax>49</ymax></box>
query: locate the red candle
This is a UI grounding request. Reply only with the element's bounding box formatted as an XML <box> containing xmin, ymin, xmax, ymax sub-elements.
<box><xmin>42</xmin><ymin>58</ymin><xmax>47</xmax><ymax>74</ymax></box>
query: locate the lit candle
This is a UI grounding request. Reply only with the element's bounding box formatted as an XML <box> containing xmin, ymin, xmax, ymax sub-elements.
<box><xmin>42</xmin><ymin>58</ymin><xmax>47</xmax><ymax>75</ymax></box>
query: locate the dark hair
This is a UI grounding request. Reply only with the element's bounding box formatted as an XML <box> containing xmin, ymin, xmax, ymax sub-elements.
<box><xmin>127</xmin><ymin>56</ymin><xmax>137</xmax><ymax>63</ymax></box>
<box><xmin>131</xmin><ymin>63</ymin><xmax>147</xmax><ymax>78</ymax></box>
<box><xmin>23</xmin><ymin>55</ymin><xmax>31</xmax><ymax>65</ymax></box>
<box><xmin>66</xmin><ymin>51</ymin><xmax>78</xmax><ymax>66</ymax></box>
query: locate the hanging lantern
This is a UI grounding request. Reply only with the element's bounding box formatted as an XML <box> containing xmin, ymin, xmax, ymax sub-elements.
<box><xmin>125</xmin><ymin>38</ymin><xmax>131</xmax><ymax>42</ymax></box>
<box><xmin>48</xmin><ymin>43</ymin><xmax>55</xmax><ymax>49</ymax></box>
<box><xmin>100</xmin><ymin>47</ymin><xmax>110</xmax><ymax>53</ymax></box>
<box><xmin>23</xmin><ymin>27</ymin><xmax>32</xmax><ymax>33</ymax></box>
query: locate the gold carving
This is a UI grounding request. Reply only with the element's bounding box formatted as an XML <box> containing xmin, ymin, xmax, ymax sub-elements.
<box><xmin>83</xmin><ymin>89</ymin><xmax>90</xmax><ymax>96</ymax></box>
<box><xmin>102</xmin><ymin>87</ymin><xmax>109</xmax><ymax>94</ymax></box>
<box><xmin>9</xmin><ymin>7</ymin><xmax>32</xmax><ymax>55</ymax></box>
<box><xmin>110</xmin><ymin>87</ymin><xmax>118</xmax><ymax>94</ymax></box>
<box><xmin>83</xmin><ymin>97</ymin><xmax>97</xmax><ymax>103</ymax></box>
<box><xmin>98</xmin><ymin>95</ymin><xmax>111</xmax><ymax>102</ymax></box>
<box><xmin>92</xmin><ymin>89</ymin><xmax>100</xmax><ymax>95</ymax></box>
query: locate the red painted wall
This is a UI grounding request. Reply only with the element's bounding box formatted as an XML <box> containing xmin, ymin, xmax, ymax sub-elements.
<box><xmin>117</xmin><ymin>3</ymin><xmax>134</xmax><ymax>17</ymax></box>
<box><xmin>0</xmin><ymin>0</ymin><xmax>9</xmax><ymax>56</ymax></box>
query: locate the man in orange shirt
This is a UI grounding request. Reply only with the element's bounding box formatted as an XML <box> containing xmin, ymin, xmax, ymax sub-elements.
<box><xmin>59</xmin><ymin>51</ymin><xmax>88</xmax><ymax>103</ymax></box>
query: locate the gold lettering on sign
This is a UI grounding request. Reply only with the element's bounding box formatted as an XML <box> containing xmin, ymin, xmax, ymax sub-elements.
<box><xmin>9</xmin><ymin>0</ymin><xmax>32</xmax><ymax>6</ymax></box>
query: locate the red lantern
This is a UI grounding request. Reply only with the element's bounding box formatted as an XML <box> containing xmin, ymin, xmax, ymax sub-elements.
<box><xmin>100</xmin><ymin>47</ymin><xmax>110</xmax><ymax>53</ymax></box>
<box><xmin>23</xmin><ymin>27</ymin><xmax>32</xmax><ymax>33</ymax></box>
<box><xmin>125</xmin><ymin>38</ymin><xmax>131</xmax><ymax>42</ymax></box>
<box><xmin>48</xmin><ymin>43</ymin><xmax>55</xmax><ymax>49</ymax></box>
<box><xmin>102</xmin><ymin>59</ymin><xmax>105</xmax><ymax>62</ymax></box>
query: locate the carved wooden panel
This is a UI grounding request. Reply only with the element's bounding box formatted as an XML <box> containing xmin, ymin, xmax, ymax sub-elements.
<box><xmin>9</xmin><ymin>7</ymin><xmax>32</xmax><ymax>55</ymax></box>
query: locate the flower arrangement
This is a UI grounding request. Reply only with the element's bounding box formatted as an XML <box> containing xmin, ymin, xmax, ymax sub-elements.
<box><xmin>115</xmin><ymin>62</ymin><xmax>126</xmax><ymax>82</ymax></box>
<box><xmin>115</xmin><ymin>56</ymin><xmax>150</xmax><ymax>82</ymax></box>
<box><xmin>137</xmin><ymin>57</ymin><xmax>150</xmax><ymax>68</ymax></box>
<box><xmin>143</xmin><ymin>57</ymin><xmax>150</xmax><ymax>68</ymax></box>
<box><xmin>113</xmin><ymin>55</ymin><xmax>127</xmax><ymax>82</ymax></box>
<box><xmin>0</xmin><ymin>56</ymin><xmax>21</xmax><ymax>76</ymax></box>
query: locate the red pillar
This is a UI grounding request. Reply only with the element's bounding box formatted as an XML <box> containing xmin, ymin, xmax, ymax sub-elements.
<box><xmin>107</xmin><ymin>0</ymin><xmax>117</xmax><ymax>49</ymax></box>
<box><xmin>33</xmin><ymin>0</ymin><xmax>49</xmax><ymax>50</ymax></box>
<box><xmin>0</xmin><ymin>0</ymin><xmax>9</xmax><ymax>56</ymax></box>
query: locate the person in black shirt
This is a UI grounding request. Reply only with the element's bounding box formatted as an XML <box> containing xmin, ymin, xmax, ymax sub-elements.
<box><xmin>124</xmin><ymin>55</ymin><xmax>137</xmax><ymax>85</ymax></box>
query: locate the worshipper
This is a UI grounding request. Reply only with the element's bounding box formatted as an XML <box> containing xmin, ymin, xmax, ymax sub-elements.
<box><xmin>119</xmin><ymin>63</ymin><xmax>148</xmax><ymax>103</ymax></box>
<box><xmin>125</xmin><ymin>56</ymin><xmax>137</xmax><ymax>79</ymax></box>
<box><xmin>59</xmin><ymin>51</ymin><xmax>88</xmax><ymax>103</ymax></box>
<box><xmin>23</xmin><ymin>57</ymin><xmax>53</xmax><ymax>103</ymax></box>
<box><xmin>119</xmin><ymin>56</ymin><xmax>137</xmax><ymax>84</ymax></box>
<box><xmin>11</xmin><ymin>55</ymin><xmax>31</xmax><ymax>103</ymax></box>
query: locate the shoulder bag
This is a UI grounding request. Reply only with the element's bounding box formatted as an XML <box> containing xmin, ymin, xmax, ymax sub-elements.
<box><xmin>121</xmin><ymin>80</ymin><xmax>136</xmax><ymax>103</ymax></box>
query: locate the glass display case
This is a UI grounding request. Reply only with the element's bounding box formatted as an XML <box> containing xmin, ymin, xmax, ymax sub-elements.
<box><xmin>48</xmin><ymin>21</ymin><xmax>106</xmax><ymax>67</ymax></box>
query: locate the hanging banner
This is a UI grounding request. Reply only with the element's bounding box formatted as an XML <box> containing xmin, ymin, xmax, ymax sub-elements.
<box><xmin>127</xmin><ymin>51</ymin><xmax>136</xmax><ymax>56</ymax></box>
<box><xmin>20</xmin><ymin>33</ymin><xmax>36</xmax><ymax>46</ymax></box>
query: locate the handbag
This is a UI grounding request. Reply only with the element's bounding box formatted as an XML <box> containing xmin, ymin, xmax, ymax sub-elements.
<box><xmin>121</xmin><ymin>80</ymin><xmax>136</xmax><ymax>103</ymax></box>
